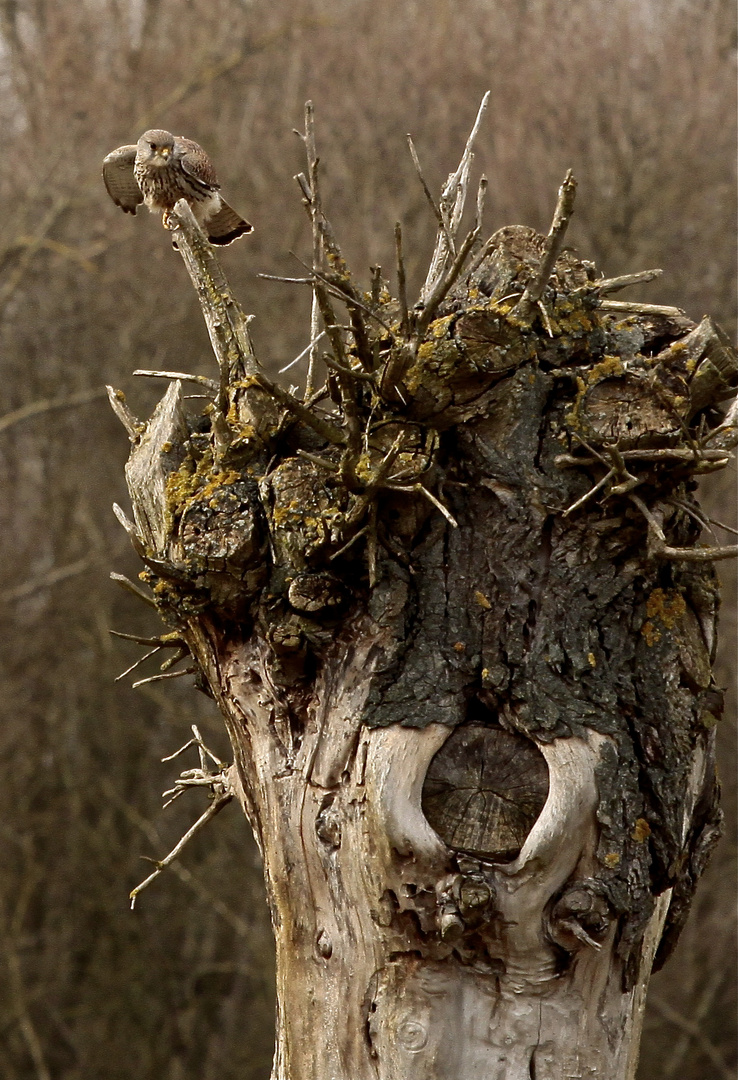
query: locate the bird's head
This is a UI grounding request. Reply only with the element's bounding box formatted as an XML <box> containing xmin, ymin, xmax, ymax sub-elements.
<box><xmin>137</xmin><ymin>129</ymin><xmax>175</xmax><ymax>167</ymax></box>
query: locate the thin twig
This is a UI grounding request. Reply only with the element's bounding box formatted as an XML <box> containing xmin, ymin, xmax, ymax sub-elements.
<box><xmin>667</xmin><ymin>499</ymin><xmax>720</xmax><ymax>543</ymax></box>
<box><xmin>475</xmin><ymin>175</ymin><xmax>488</xmax><ymax>234</ymax></box>
<box><xmin>515</xmin><ymin>170</ymin><xmax>577</xmax><ymax>319</ymax></box>
<box><xmin>112</xmin><ymin>502</ymin><xmax>145</xmax><ymax>554</ymax></box>
<box><xmin>257</xmin><ymin>273</ymin><xmax>313</xmax><ymax>284</ymax></box>
<box><xmin>321</xmin><ymin>352</ymin><xmax>375</xmax><ymax>381</ymax></box>
<box><xmin>103</xmin><ymin>778</ymin><xmax>249</xmax><ymax>936</ymax></box>
<box><xmin>115</xmin><ymin>646</ymin><xmax>163</xmax><ymax>683</ymax></box>
<box><xmin>704</xmin><ymin>516</ymin><xmax>738</xmax><ymax>537</ymax></box>
<box><xmin>107</xmin><ymin>386</ymin><xmax>143</xmax><ymax>442</ymax></box>
<box><xmin>591</xmin><ymin>269</ymin><xmax>663</xmax><ymax>295</ymax></box>
<box><xmin>278</xmin><ymin>328</ymin><xmax>327</xmax><ymax>374</ymax></box>
<box><xmin>291</xmin><ymin>254</ymin><xmax>394</xmax><ymax>334</ymax></box>
<box><xmin>0</xmin><ymin>386</ymin><xmax>108</xmax><ymax>436</ymax></box>
<box><xmin>1</xmin><ymin>557</ymin><xmax>92</xmax><ymax>604</ymax></box>
<box><xmin>129</xmin><ymin>793</ymin><xmax>233</xmax><ymax>908</ymax></box>
<box><xmin>385</xmin><ymin>482</ymin><xmax>459</xmax><ymax>527</ymax></box>
<box><xmin>554</xmin><ymin>447</ymin><xmax>729</xmax><ymax>467</ymax></box>
<box><xmin>294</xmin><ymin>172</ymin><xmax>312</xmax><ymax>202</ymax></box>
<box><xmin>537</xmin><ymin>299</ymin><xmax>555</xmax><ymax>338</ymax></box>
<box><xmin>296</xmin><ymin>449</ymin><xmax>339</xmax><ymax>471</ymax></box>
<box><xmin>162</xmin><ymin>725</ymin><xmax>226</xmax><ymax>768</ymax></box>
<box><xmin>329</xmin><ymin>523</ymin><xmax>370</xmax><ymax>562</ymax></box>
<box><xmin>649</xmin><ymin>995</ymin><xmax>734</xmax><ymax>1080</ymax></box>
<box><xmin>630</xmin><ymin>494</ymin><xmax>738</xmax><ymax>562</ymax></box>
<box><xmin>306</xmin><ymin>291</ymin><xmax>321</xmax><ymax>396</ymax></box>
<box><xmin>394</xmin><ymin>222</ymin><xmax>411</xmax><ymax>336</ymax></box>
<box><xmin>255</xmin><ymin>375</ymin><xmax>346</xmax><ymax>446</ymax></box>
<box><xmin>444</xmin><ymin>91</ymin><xmax>491</xmax><ymax>231</ymax></box>
<box><xmin>406</xmin><ymin>134</ymin><xmax>454</xmax><ymax>253</ymax></box>
<box><xmin>109</xmin><ymin>630</ymin><xmax>185</xmax><ymax>647</ymax></box>
<box><xmin>416</xmin><ymin>228</ymin><xmax>479</xmax><ymax>336</ymax></box>
<box><xmin>110</xmin><ymin>572</ymin><xmax>158</xmax><ymax>608</ymax></box>
<box><xmin>133</xmin><ymin>369</ymin><xmax>219</xmax><ymax>391</ymax></box>
<box><xmin>132</xmin><ymin>666</ymin><xmax>197</xmax><ymax>689</ymax></box>
<box><xmin>562</xmin><ymin>469</ymin><xmax>616</xmax><ymax>516</ymax></box>
<box><xmin>599</xmin><ymin>300</ymin><xmax>685</xmax><ymax>317</ymax></box>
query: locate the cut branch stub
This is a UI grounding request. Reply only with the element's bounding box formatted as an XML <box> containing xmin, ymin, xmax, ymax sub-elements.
<box><xmin>421</xmin><ymin>723</ymin><xmax>549</xmax><ymax>860</ymax></box>
<box><xmin>123</xmin><ymin>379</ymin><xmax>188</xmax><ymax>555</ymax></box>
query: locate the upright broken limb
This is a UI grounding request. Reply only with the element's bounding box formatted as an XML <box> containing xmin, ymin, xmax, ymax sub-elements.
<box><xmin>109</xmin><ymin>99</ymin><xmax>737</xmax><ymax>1080</ymax></box>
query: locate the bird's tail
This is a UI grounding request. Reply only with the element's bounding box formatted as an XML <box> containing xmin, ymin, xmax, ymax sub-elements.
<box><xmin>207</xmin><ymin>201</ymin><xmax>253</xmax><ymax>245</ymax></box>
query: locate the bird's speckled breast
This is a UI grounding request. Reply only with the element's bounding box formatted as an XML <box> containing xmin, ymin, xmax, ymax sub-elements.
<box><xmin>134</xmin><ymin>160</ymin><xmax>209</xmax><ymax>212</ymax></box>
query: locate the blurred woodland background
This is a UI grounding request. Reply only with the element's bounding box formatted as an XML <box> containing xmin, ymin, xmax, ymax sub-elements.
<box><xmin>0</xmin><ymin>0</ymin><xmax>735</xmax><ymax>1077</ymax></box>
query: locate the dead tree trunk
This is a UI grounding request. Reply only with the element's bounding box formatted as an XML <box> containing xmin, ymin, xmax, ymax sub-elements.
<box><xmin>109</xmin><ymin>100</ymin><xmax>738</xmax><ymax>1080</ymax></box>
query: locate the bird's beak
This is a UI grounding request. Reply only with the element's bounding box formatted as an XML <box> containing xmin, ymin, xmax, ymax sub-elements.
<box><xmin>160</xmin><ymin>147</ymin><xmax>171</xmax><ymax>158</ymax></box>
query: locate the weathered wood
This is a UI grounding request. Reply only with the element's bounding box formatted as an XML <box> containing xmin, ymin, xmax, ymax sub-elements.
<box><xmin>112</xmin><ymin>105</ymin><xmax>736</xmax><ymax>1080</ymax></box>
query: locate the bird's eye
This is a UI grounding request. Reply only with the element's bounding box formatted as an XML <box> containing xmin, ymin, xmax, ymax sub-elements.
<box><xmin>150</xmin><ymin>143</ymin><xmax>156</xmax><ymax>150</ymax></box>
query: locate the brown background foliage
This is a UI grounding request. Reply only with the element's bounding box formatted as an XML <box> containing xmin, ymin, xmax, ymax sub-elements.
<box><xmin>0</xmin><ymin>1</ymin><xmax>734</xmax><ymax>1077</ymax></box>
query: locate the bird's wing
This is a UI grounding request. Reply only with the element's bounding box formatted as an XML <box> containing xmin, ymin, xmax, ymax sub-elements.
<box><xmin>176</xmin><ymin>137</ymin><xmax>219</xmax><ymax>190</ymax></box>
<box><xmin>102</xmin><ymin>146</ymin><xmax>143</xmax><ymax>214</ymax></box>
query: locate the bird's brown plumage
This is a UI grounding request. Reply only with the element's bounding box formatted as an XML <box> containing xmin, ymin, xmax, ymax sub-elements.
<box><xmin>102</xmin><ymin>129</ymin><xmax>252</xmax><ymax>245</ymax></box>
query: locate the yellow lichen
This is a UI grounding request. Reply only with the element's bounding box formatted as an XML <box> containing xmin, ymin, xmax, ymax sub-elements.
<box><xmin>587</xmin><ymin>652</ymin><xmax>596</xmax><ymax>667</ymax></box>
<box><xmin>563</xmin><ymin>375</ymin><xmax>587</xmax><ymax>430</ymax></box>
<box><xmin>603</xmin><ymin>852</ymin><xmax>621</xmax><ymax>868</ymax></box>
<box><xmin>641</xmin><ymin>588</ymin><xmax>687</xmax><ymax>647</ymax></box>
<box><xmin>164</xmin><ymin>451</ymin><xmax>242</xmax><ymax>532</ymax></box>
<box><xmin>586</xmin><ymin>355</ymin><xmax>624</xmax><ymax>385</ymax></box>
<box><xmin>645</xmin><ymin>588</ymin><xmax>686</xmax><ymax>629</ymax></box>
<box><xmin>631</xmin><ymin>818</ymin><xmax>651</xmax><ymax>842</ymax></box>
<box><xmin>430</xmin><ymin>314</ymin><xmax>455</xmax><ymax>339</ymax></box>
<box><xmin>474</xmin><ymin>590</ymin><xmax>492</xmax><ymax>609</ymax></box>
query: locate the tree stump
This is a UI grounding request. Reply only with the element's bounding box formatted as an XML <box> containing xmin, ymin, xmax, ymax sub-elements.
<box><xmin>110</xmin><ymin>100</ymin><xmax>738</xmax><ymax>1080</ymax></box>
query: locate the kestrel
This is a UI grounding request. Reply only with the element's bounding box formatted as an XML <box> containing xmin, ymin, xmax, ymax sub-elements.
<box><xmin>102</xmin><ymin>129</ymin><xmax>252</xmax><ymax>245</ymax></box>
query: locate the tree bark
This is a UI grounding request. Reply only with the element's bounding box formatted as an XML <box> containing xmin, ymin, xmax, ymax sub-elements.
<box><xmin>111</xmin><ymin>104</ymin><xmax>738</xmax><ymax>1080</ymax></box>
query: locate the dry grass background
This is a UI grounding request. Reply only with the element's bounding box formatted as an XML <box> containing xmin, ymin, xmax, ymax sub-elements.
<box><xmin>0</xmin><ymin>1</ymin><xmax>735</xmax><ymax>1076</ymax></box>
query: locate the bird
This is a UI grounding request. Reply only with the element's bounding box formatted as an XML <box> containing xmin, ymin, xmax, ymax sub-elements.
<box><xmin>102</xmin><ymin>129</ymin><xmax>252</xmax><ymax>245</ymax></box>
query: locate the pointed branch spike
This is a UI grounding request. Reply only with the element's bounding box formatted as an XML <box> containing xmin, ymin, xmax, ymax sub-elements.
<box><xmin>417</xmin><ymin>227</ymin><xmax>480</xmax><ymax>336</ymax></box>
<box><xmin>592</xmin><ymin>269</ymin><xmax>663</xmax><ymax>295</ymax></box>
<box><xmin>107</xmin><ymin>386</ymin><xmax>142</xmax><ymax>442</ymax></box>
<box><xmin>115</xmin><ymin>645</ymin><xmax>163</xmax><ymax>683</ymax></box>
<box><xmin>514</xmin><ymin>170</ymin><xmax>577</xmax><ymax>319</ymax></box>
<box><xmin>129</xmin><ymin>792</ymin><xmax>233</xmax><ymax>908</ymax></box>
<box><xmin>109</xmin><ymin>572</ymin><xmax>158</xmax><ymax>608</ymax></box>
<box><xmin>475</xmin><ymin>175</ymin><xmax>488</xmax><ymax>234</ymax></box>
<box><xmin>112</xmin><ymin>502</ymin><xmax>146</xmax><ymax>554</ymax></box>
<box><xmin>394</xmin><ymin>222</ymin><xmax>410</xmax><ymax>336</ymax></box>
<box><xmin>421</xmin><ymin>92</ymin><xmax>491</xmax><ymax>301</ymax></box>
<box><xmin>443</xmin><ymin>90</ymin><xmax>491</xmax><ymax>207</ymax></box>
<box><xmin>132</xmin><ymin>666</ymin><xmax>197</xmax><ymax>689</ymax></box>
<box><xmin>133</xmin><ymin>369</ymin><xmax>218</xmax><ymax>391</ymax></box>
<box><xmin>406</xmin><ymin>134</ymin><xmax>452</xmax><ymax>247</ymax></box>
